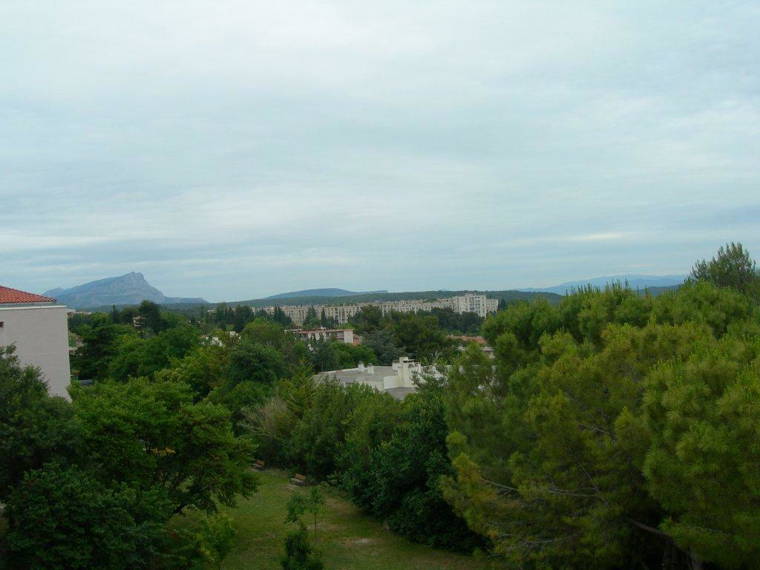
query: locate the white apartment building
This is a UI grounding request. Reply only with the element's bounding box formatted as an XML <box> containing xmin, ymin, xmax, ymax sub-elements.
<box><xmin>287</xmin><ymin>328</ymin><xmax>358</xmax><ymax>345</ymax></box>
<box><xmin>0</xmin><ymin>286</ymin><xmax>71</xmax><ymax>399</ymax></box>
<box><xmin>450</xmin><ymin>293</ymin><xmax>500</xmax><ymax>317</ymax></box>
<box><xmin>263</xmin><ymin>294</ymin><xmax>498</xmax><ymax>325</ymax></box>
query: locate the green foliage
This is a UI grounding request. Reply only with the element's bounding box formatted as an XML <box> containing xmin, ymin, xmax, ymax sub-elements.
<box><xmin>282</xmin><ymin>485</ymin><xmax>326</xmax><ymax>570</ymax></box>
<box><xmin>0</xmin><ymin>346</ymin><xmax>76</xmax><ymax>501</ymax></box>
<box><xmin>361</xmin><ymin>329</ymin><xmax>403</xmax><ymax>365</ymax></box>
<box><xmin>244</xmin><ymin>395</ymin><xmax>297</xmax><ymax>465</ymax></box>
<box><xmin>343</xmin><ymin>383</ymin><xmax>485</xmax><ymax>552</ymax></box>
<box><xmin>280</xmin><ymin>526</ymin><xmax>324</xmax><ymax>570</ymax></box>
<box><xmin>481</xmin><ymin>297</ymin><xmax>561</xmax><ymax>349</ymax></box>
<box><xmin>349</xmin><ymin>307</ymin><xmax>460</xmax><ymax>364</ymax></box>
<box><xmin>642</xmin><ymin>337</ymin><xmax>760</xmax><ymax>567</ymax></box>
<box><xmin>345</xmin><ymin>305</ymin><xmax>384</xmax><ymax>335</ymax></box>
<box><xmin>228</xmin><ymin>340</ymin><xmax>288</xmax><ymax>387</ymax></box>
<box><xmin>206</xmin><ymin>339</ymin><xmax>293</xmax><ymax>427</ymax></box>
<box><xmin>138</xmin><ymin>300</ymin><xmax>167</xmax><ymax>333</ymax></box>
<box><xmin>72</xmin><ymin>378</ymin><xmax>257</xmax><ymax>514</ymax></box>
<box><xmin>690</xmin><ymin>241</ymin><xmax>759</xmax><ymax>296</ymax></box>
<box><xmin>246</xmin><ymin>320</ymin><xmax>310</xmax><ymax>370</ymax></box>
<box><xmin>248</xmin><ymin>371</ymin><xmax>481</xmax><ymax>552</ymax></box>
<box><xmin>652</xmin><ymin>280</ymin><xmax>753</xmax><ymax>336</ymax></box>
<box><xmin>303</xmin><ymin>306</ymin><xmax>321</xmax><ymax>329</ymax></box>
<box><xmin>443</xmin><ymin>246</ymin><xmax>760</xmax><ymax>568</ymax></box>
<box><xmin>157</xmin><ymin>344</ymin><xmax>230</xmax><ymax>399</ymax></box>
<box><xmin>309</xmin><ymin>339</ymin><xmax>377</xmax><ymax>372</ymax></box>
<box><xmin>387</xmin><ymin>313</ymin><xmax>455</xmax><ymax>363</ymax></box>
<box><xmin>14</xmin><ymin>243</ymin><xmax>759</xmax><ymax>568</ymax></box>
<box><xmin>2</xmin><ymin>319</ymin><xmax>263</xmax><ymax>568</ymax></box>
<box><xmin>286</xmin><ymin>488</ymin><xmax>325</xmax><ymax>540</ymax></box>
<box><xmin>429</xmin><ymin>308</ymin><xmax>483</xmax><ymax>335</ymax></box>
<box><xmin>196</xmin><ymin>514</ymin><xmax>237</xmax><ymax>569</ymax></box>
<box><xmin>4</xmin><ymin>463</ymin><xmax>170</xmax><ymax>569</ymax></box>
<box><xmin>72</xmin><ymin>316</ymin><xmax>136</xmax><ymax>380</ymax></box>
<box><xmin>285</xmin><ymin>379</ymin><xmax>378</xmax><ymax>479</ymax></box>
<box><xmin>272</xmin><ymin>306</ymin><xmax>295</xmax><ymax>327</ymax></box>
<box><xmin>338</xmin><ymin>391</ymin><xmax>403</xmax><ymax>507</ymax></box>
<box><xmin>108</xmin><ymin>325</ymin><xmax>200</xmax><ymax>382</ymax></box>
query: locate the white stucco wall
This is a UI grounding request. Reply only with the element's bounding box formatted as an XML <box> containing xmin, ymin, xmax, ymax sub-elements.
<box><xmin>0</xmin><ymin>305</ymin><xmax>71</xmax><ymax>399</ymax></box>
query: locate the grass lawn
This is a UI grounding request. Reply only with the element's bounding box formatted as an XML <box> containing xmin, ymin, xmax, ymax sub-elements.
<box><xmin>202</xmin><ymin>469</ymin><xmax>498</xmax><ymax>570</ymax></box>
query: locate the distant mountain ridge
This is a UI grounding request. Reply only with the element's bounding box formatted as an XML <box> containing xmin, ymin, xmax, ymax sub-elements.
<box><xmin>44</xmin><ymin>272</ymin><xmax>207</xmax><ymax>309</ymax></box>
<box><xmin>230</xmin><ymin>289</ymin><xmax>562</xmax><ymax>308</ymax></box>
<box><xmin>519</xmin><ymin>274</ymin><xmax>686</xmax><ymax>295</ymax></box>
<box><xmin>266</xmin><ymin>288</ymin><xmax>388</xmax><ymax>299</ymax></box>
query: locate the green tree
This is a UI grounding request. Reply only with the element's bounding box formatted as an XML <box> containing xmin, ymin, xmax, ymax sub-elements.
<box><xmin>138</xmin><ymin>300</ymin><xmax>166</xmax><ymax>333</ymax></box>
<box><xmin>231</xmin><ymin>305</ymin><xmax>254</xmax><ymax>332</ymax></box>
<box><xmin>285</xmin><ymin>378</ymin><xmax>377</xmax><ymax>479</ymax></box>
<box><xmin>319</xmin><ymin>309</ymin><xmax>338</xmax><ymax>328</ymax></box>
<box><xmin>361</xmin><ymin>329</ymin><xmax>402</xmax><ymax>365</ymax></box>
<box><xmin>107</xmin><ymin>325</ymin><xmax>200</xmax><ymax>382</ymax></box>
<box><xmin>286</xmin><ymin>487</ymin><xmax>325</xmax><ymax>540</ymax></box>
<box><xmin>195</xmin><ymin>514</ymin><xmax>237</xmax><ymax>570</ymax></box>
<box><xmin>72</xmin><ymin>316</ymin><xmax>136</xmax><ymax>380</ymax></box>
<box><xmin>241</xmin><ymin>319</ymin><xmax>309</xmax><ymax>373</ymax></box>
<box><xmin>307</xmin><ymin>339</ymin><xmax>340</xmax><ymax>373</ymax></box>
<box><xmin>0</xmin><ymin>346</ymin><xmax>75</xmax><ymax>501</ymax></box>
<box><xmin>389</xmin><ymin>313</ymin><xmax>454</xmax><ymax>363</ymax></box>
<box><xmin>430</xmin><ymin>308</ymin><xmax>483</xmax><ymax>335</ymax></box>
<box><xmin>272</xmin><ymin>306</ymin><xmax>294</xmax><ymax>327</ymax></box>
<box><xmin>690</xmin><ymin>242</ymin><xmax>759</xmax><ymax>296</ymax></box>
<box><xmin>157</xmin><ymin>344</ymin><xmax>230</xmax><ymax>400</ymax></box>
<box><xmin>338</xmin><ymin>390</ymin><xmax>403</xmax><ymax>509</ymax></box>
<box><xmin>72</xmin><ymin>378</ymin><xmax>257</xmax><ymax>515</ymax></box>
<box><xmin>344</xmin><ymin>381</ymin><xmax>484</xmax><ymax>551</ymax></box>
<box><xmin>4</xmin><ymin>463</ymin><xmax>170</xmax><ymax>569</ymax></box>
<box><xmin>652</xmin><ymin>280</ymin><xmax>752</xmax><ymax>336</ymax></box>
<box><xmin>442</xmin><ymin>284</ymin><xmax>738</xmax><ymax>567</ymax></box>
<box><xmin>642</xmin><ymin>336</ymin><xmax>760</xmax><ymax>568</ymax></box>
<box><xmin>350</xmin><ymin>305</ymin><xmax>383</xmax><ymax>334</ymax></box>
<box><xmin>280</xmin><ymin>526</ymin><xmax>324</xmax><ymax>570</ymax></box>
<box><xmin>302</xmin><ymin>306</ymin><xmax>320</xmax><ymax>329</ymax></box>
<box><xmin>228</xmin><ymin>340</ymin><xmax>288</xmax><ymax>387</ymax></box>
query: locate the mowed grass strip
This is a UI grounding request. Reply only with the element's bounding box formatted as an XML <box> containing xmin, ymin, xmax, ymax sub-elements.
<box><xmin>210</xmin><ymin>469</ymin><xmax>497</xmax><ymax>570</ymax></box>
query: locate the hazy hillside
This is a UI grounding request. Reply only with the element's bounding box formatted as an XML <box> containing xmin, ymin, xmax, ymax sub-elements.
<box><xmin>44</xmin><ymin>272</ymin><xmax>207</xmax><ymax>309</ymax></box>
<box><xmin>228</xmin><ymin>289</ymin><xmax>562</xmax><ymax>308</ymax></box>
<box><xmin>520</xmin><ymin>274</ymin><xmax>686</xmax><ymax>295</ymax></box>
<box><xmin>266</xmin><ymin>288</ymin><xmax>387</xmax><ymax>299</ymax></box>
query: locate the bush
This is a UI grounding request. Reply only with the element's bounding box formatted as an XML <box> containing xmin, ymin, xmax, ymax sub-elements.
<box><xmin>280</xmin><ymin>526</ymin><xmax>323</xmax><ymax>570</ymax></box>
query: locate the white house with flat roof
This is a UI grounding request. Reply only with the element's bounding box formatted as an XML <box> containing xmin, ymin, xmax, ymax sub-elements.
<box><xmin>287</xmin><ymin>327</ymin><xmax>359</xmax><ymax>345</ymax></box>
<box><xmin>316</xmin><ymin>356</ymin><xmax>442</xmax><ymax>400</ymax></box>
<box><xmin>0</xmin><ymin>285</ymin><xmax>71</xmax><ymax>399</ymax></box>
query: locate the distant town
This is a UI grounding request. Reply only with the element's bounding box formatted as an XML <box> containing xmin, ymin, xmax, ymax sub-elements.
<box><xmin>256</xmin><ymin>293</ymin><xmax>498</xmax><ymax>325</ymax></box>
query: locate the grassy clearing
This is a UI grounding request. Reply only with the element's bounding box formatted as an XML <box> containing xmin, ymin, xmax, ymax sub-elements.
<box><xmin>196</xmin><ymin>469</ymin><xmax>498</xmax><ymax>570</ymax></box>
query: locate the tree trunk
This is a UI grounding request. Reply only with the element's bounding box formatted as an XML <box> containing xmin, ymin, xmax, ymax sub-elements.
<box><xmin>690</xmin><ymin>550</ymin><xmax>703</xmax><ymax>570</ymax></box>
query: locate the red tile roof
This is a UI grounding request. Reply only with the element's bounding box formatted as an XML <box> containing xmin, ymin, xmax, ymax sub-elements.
<box><xmin>0</xmin><ymin>286</ymin><xmax>56</xmax><ymax>304</ymax></box>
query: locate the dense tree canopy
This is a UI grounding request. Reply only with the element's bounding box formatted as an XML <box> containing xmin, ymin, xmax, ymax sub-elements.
<box><xmin>6</xmin><ymin>243</ymin><xmax>759</xmax><ymax>569</ymax></box>
<box><xmin>0</xmin><ymin>346</ymin><xmax>75</xmax><ymax>502</ymax></box>
<box><xmin>0</xmin><ymin>344</ymin><xmax>257</xmax><ymax>568</ymax></box>
<box><xmin>442</xmin><ymin>245</ymin><xmax>760</xmax><ymax>568</ymax></box>
<box><xmin>690</xmin><ymin>241</ymin><xmax>759</xmax><ymax>296</ymax></box>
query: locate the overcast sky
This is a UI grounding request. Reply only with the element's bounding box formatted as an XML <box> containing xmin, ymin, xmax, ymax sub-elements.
<box><xmin>2</xmin><ymin>1</ymin><xmax>759</xmax><ymax>301</ymax></box>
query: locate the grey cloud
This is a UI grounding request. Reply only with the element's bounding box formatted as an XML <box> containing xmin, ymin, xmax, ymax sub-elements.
<box><xmin>2</xmin><ymin>1</ymin><xmax>759</xmax><ymax>300</ymax></box>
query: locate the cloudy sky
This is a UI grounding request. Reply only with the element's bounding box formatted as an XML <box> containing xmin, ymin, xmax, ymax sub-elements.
<box><xmin>2</xmin><ymin>1</ymin><xmax>759</xmax><ymax>301</ymax></box>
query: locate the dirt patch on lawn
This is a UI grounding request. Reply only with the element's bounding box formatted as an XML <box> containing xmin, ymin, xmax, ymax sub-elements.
<box><xmin>342</xmin><ymin>537</ymin><xmax>378</xmax><ymax>547</ymax></box>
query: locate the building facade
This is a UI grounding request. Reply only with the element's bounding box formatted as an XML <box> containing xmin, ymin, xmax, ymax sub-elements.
<box><xmin>263</xmin><ymin>293</ymin><xmax>498</xmax><ymax>325</ymax></box>
<box><xmin>0</xmin><ymin>286</ymin><xmax>71</xmax><ymax>399</ymax></box>
<box><xmin>287</xmin><ymin>327</ymin><xmax>359</xmax><ymax>345</ymax></box>
<box><xmin>317</xmin><ymin>357</ymin><xmax>441</xmax><ymax>400</ymax></box>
